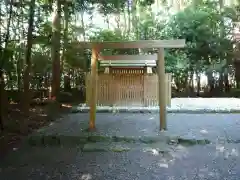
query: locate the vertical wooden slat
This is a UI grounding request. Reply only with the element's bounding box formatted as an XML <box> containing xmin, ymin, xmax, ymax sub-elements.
<box><xmin>107</xmin><ymin>75</ymin><xmax>110</xmax><ymax>105</ymax></box>
<box><xmin>85</xmin><ymin>73</ymin><xmax>88</xmax><ymax>105</ymax></box>
<box><xmin>166</xmin><ymin>73</ymin><xmax>172</xmax><ymax>106</ymax></box>
<box><xmin>96</xmin><ymin>75</ymin><xmax>99</xmax><ymax>106</ymax></box>
<box><xmin>110</xmin><ymin>74</ymin><xmax>113</xmax><ymax>105</ymax></box>
<box><xmin>85</xmin><ymin>73</ymin><xmax>89</xmax><ymax>105</ymax></box>
<box><xmin>87</xmin><ymin>73</ymin><xmax>172</xmax><ymax>108</ymax></box>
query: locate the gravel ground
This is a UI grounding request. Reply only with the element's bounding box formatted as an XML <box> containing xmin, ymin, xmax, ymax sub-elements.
<box><xmin>1</xmin><ymin>113</ymin><xmax>240</xmax><ymax>180</ymax></box>
<box><xmin>32</xmin><ymin>113</ymin><xmax>240</xmax><ymax>142</ymax></box>
<box><xmin>1</xmin><ymin>144</ymin><xmax>240</xmax><ymax>180</ymax></box>
<box><xmin>73</xmin><ymin>98</ymin><xmax>240</xmax><ymax>113</ymax></box>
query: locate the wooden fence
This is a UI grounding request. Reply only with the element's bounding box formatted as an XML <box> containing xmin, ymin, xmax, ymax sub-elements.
<box><xmin>86</xmin><ymin>71</ymin><xmax>172</xmax><ymax>107</ymax></box>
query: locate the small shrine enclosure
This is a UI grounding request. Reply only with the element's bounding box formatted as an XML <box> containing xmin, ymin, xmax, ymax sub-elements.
<box><xmin>77</xmin><ymin>40</ymin><xmax>185</xmax><ymax>130</ymax></box>
<box><xmin>85</xmin><ymin>55</ymin><xmax>172</xmax><ymax>107</ymax></box>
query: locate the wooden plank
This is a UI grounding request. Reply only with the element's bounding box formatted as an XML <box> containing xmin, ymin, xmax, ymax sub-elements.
<box><xmin>89</xmin><ymin>46</ymin><xmax>99</xmax><ymax>130</ymax></box>
<box><xmin>99</xmin><ymin>54</ymin><xmax>158</xmax><ymax>61</ymax></box>
<box><xmin>85</xmin><ymin>74</ymin><xmax>90</xmax><ymax>106</ymax></box>
<box><xmin>158</xmin><ymin>48</ymin><xmax>167</xmax><ymax>131</ymax></box>
<box><xmin>76</xmin><ymin>39</ymin><xmax>185</xmax><ymax>49</ymax></box>
<box><xmin>166</xmin><ymin>73</ymin><xmax>172</xmax><ymax>106</ymax></box>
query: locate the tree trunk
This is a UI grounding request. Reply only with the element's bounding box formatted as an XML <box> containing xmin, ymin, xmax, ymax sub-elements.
<box><xmin>0</xmin><ymin>5</ymin><xmax>2</xmax><ymax>131</ymax></box>
<box><xmin>23</xmin><ymin>0</ymin><xmax>36</xmax><ymax>113</ymax></box>
<box><xmin>218</xmin><ymin>0</ymin><xmax>225</xmax><ymax>95</ymax></box>
<box><xmin>105</xmin><ymin>15</ymin><xmax>110</xmax><ymax>29</ymax></box>
<box><xmin>115</xmin><ymin>2</ymin><xmax>121</xmax><ymax>30</ymax></box>
<box><xmin>174</xmin><ymin>74</ymin><xmax>181</xmax><ymax>92</ymax></box>
<box><xmin>0</xmin><ymin>0</ymin><xmax>13</xmax><ymax>130</ymax></box>
<box><xmin>174</xmin><ymin>0</ymin><xmax>182</xmax><ymax>11</ymax></box>
<box><xmin>234</xmin><ymin>60</ymin><xmax>240</xmax><ymax>88</ymax></box>
<box><xmin>17</xmin><ymin>2</ymin><xmax>25</xmax><ymax>94</ymax></box>
<box><xmin>224</xmin><ymin>72</ymin><xmax>230</xmax><ymax>93</ymax></box>
<box><xmin>80</xmin><ymin>11</ymin><xmax>86</xmax><ymax>41</ymax></box>
<box><xmin>62</xmin><ymin>2</ymin><xmax>70</xmax><ymax>92</ymax></box>
<box><xmin>206</xmin><ymin>71</ymin><xmax>215</xmax><ymax>96</ymax></box>
<box><xmin>61</xmin><ymin>2</ymin><xmax>69</xmax><ymax>72</ymax></box>
<box><xmin>189</xmin><ymin>71</ymin><xmax>194</xmax><ymax>92</ymax></box>
<box><xmin>218</xmin><ymin>72</ymin><xmax>224</xmax><ymax>93</ymax></box>
<box><xmin>123</xmin><ymin>8</ymin><xmax>127</xmax><ymax>35</ymax></box>
<box><xmin>127</xmin><ymin>0</ymin><xmax>131</xmax><ymax>35</ymax></box>
<box><xmin>115</xmin><ymin>14</ymin><xmax>120</xmax><ymax>29</ymax></box>
<box><xmin>64</xmin><ymin>74</ymin><xmax>71</xmax><ymax>92</ymax></box>
<box><xmin>16</xmin><ymin>57</ymin><xmax>23</xmax><ymax>93</ymax></box>
<box><xmin>0</xmin><ymin>70</ymin><xmax>4</xmax><ymax>130</ymax></box>
<box><xmin>196</xmin><ymin>72</ymin><xmax>201</xmax><ymax>96</ymax></box>
<box><xmin>132</xmin><ymin>0</ymin><xmax>138</xmax><ymax>39</ymax></box>
<box><xmin>51</xmin><ymin>0</ymin><xmax>61</xmax><ymax>99</ymax></box>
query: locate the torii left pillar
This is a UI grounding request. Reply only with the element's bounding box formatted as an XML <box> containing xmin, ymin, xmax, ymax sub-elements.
<box><xmin>89</xmin><ymin>46</ymin><xmax>99</xmax><ymax>130</ymax></box>
<box><xmin>157</xmin><ymin>48</ymin><xmax>167</xmax><ymax>131</ymax></box>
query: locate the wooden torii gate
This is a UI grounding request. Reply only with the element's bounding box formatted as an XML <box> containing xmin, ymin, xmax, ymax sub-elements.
<box><xmin>78</xmin><ymin>40</ymin><xmax>185</xmax><ymax>131</ymax></box>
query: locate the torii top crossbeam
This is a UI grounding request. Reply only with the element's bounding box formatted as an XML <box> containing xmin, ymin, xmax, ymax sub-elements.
<box><xmin>76</xmin><ymin>39</ymin><xmax>185</xmax><ymax>49</ymax></box>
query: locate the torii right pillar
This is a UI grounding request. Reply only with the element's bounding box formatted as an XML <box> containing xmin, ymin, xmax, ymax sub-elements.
<box><xmin>158</xmin><ymin>48</ymin><xmax>166</xmax><ymax>131</ymax></box>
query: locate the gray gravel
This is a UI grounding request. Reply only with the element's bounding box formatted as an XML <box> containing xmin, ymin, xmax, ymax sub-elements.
<box><xmin>32</xmin><ymin>113</ymin><xmax>240</xmax><ymax>142</ymax></box>
<box><xmin>1</xmin><ymin>113</ymin><xmax>240</xmax><ymax>180</ymax></box>
<box><xmin>1</xmin><ymin>144</ymin><xmax>240</xmax><ymax>180</ymax></box>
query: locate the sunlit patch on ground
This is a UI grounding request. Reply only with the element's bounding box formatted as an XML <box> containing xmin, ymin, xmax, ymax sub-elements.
<box><xmin>9</xmin><ymin>101</ymin><xmax>18</xmax><ymax>105</ymax></box>
<box><xmin>61</xmin><ymin>104</ymin><xmax>72</xmax><ymax>108</ymax></box>
<box><xmin>142</xmin><ymin>144</ymin><xmax>191</xmax><ymax>169</ymax></box>
<box><xmin>200</xmin><ymin>129</ymin><xmax>208</xmax><ymax>134</ymax></box>
<box><xmin>49</xmin><ymin>122</ymin><xmax>55</xmax><ymax>126</ymax></box>
<box><xmin>215</xmin><ymin>144</ymin><xmax>239</xmax><ymax>158</ymax></box>
<box><xmin>140</xmin><ymin>129</ymin><xmax>147</xmax><ymax>133</ymax></box>
<box><xmin>157</xmin><ymin>160</ymin><xmax>169</xmax><ymax>168</ymax></box>
<box><xmin>73</xmin><ymin>98</ymin><xmax>240</xmax><ymax>113</ymax></box>
<box><xmin>143</xmin><ymin>148</ymin><xmax>160</xmax><ymax>156</ymax></box>
<box><xmin>81</xmin><ymin>173</ymin><xmax>92</xmax><ymax>180</ymax></box>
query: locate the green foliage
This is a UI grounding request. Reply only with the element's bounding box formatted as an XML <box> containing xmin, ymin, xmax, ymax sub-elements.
<box><xmin>65</xmin><ymin>44</ymin><xmax>90</xmax><ymax>71</ymax></box>
<box><xmin>138</xmin><ymin>0</ymin><xmax>155</xmax><ymax>6</ymax></box>
<box><xmin>89</xmin><ymin>29</ymin><xmax>138</xmax><ymax>55</ymax></box>
<box><xmin>163</xmin><ymin>3</ymin><xmax>235</xmax><ymax>74</ymax></box>
<box><xmin>0</xmin><ymin>48</ymin><xmax>14</xmax><ymax>71</ymax></box>
<box><xmin>93</xmin><ymin>0</ymin><xmax>126</xmax><ymax>14</ymax></box>
<box><xmin>165</xmin><ymin>51</ymin><xmax>189</xmax><ymax>73</ymax></box>
<box><xmin>32</xmin><ymin>52</ymin><xmax>51</xmax><ymax>74</ymax></box>
<box><xmin>137</xmin><ymin>11</ymin><xmax>163</xmax><ymax>40</ymax></box>
<box><xmin>90</xmin><ymin>29</ymin><xmax>126</xmax><ymax>42</ymax></box>
<box><xmin>74</xmin><ymin>0</ymin><xmax>94</xmax><ymax>13</ymax></box>
<box><xmin>1</xmin><ymin>0</ymin><xmax>239</xmax><ymax>92</ymax></box>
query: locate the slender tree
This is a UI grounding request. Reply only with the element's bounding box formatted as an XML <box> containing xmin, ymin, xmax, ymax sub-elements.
<box><xmin>0</xmin><ymin>0</ymin><xmax>14</xmax><ymax>130</ymax></box>
<box><xmin>51</xmin><ymin>0</ymin><xmax>61</xmax><ymax>99</ymax></box>
<box><xmin>23</xmin><ymin>0</ymin><xmax>36</xmax><ymax>113</ymax></box>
